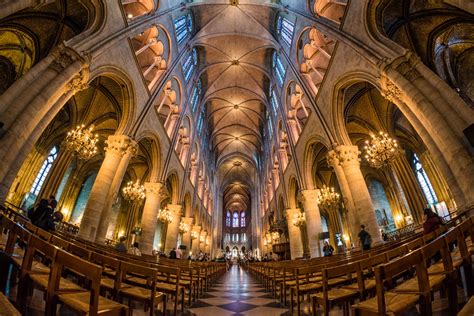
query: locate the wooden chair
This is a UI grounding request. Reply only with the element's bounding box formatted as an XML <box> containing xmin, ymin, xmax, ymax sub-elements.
<box><xmin>443</xmin><ymin>226</ymin><xmax>473</xmax><ymax>296</ymax></box>
<box><xmin>352</xmin><ymin>249</ymin><xmax>432</xmax><ymax>315</ymax></box>
<box><xmin>46</xmin><ymin>249</ymin><xmax>127</xmax><ymax>315</ymax></box>
<box><xmin>312</xmin><ymin>261</ymin><xmax>363</xmax><ymax>316</ymax></box>
<box><xmin>154</xmin><ymin>264</ymin><xmax>184</xmax><ymax>315</ymax></box>
<box><xmin>291</xmin><ymin>264</ymin><xmax>324</xmax><ymax>315</ymax></box>
<box><xmin>117</xmin><ymin>261</ymin><xmax>166</xmax><ymax>316</ymax></box>
<box><xmin>50</xmin><ymin>235</ymin><xmax>70</xmax><ymax>249</ymax></box>
<box><xmin>90</xmin><ymin>252</ymin><xmax>121</xmax><ymax>299</ymax></box>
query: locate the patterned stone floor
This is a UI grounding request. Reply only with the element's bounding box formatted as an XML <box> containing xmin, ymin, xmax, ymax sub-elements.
<box><xmin>187</xmin><ymin>264</ymin><xmax>289</xmax><ymax>316</ymax></box>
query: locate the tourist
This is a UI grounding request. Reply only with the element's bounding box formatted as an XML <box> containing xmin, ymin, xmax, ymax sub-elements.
<box><xmin>358</xmin><ymin>225</ymin><xmax>372</xmax><ymax>250</ymax></box>
<box><xmin>115</xmin><ymin>236</ymin><xmax>128</xmax><ymax>253</ymax></box>
<box><xmin>128</xmin><ymin>242</ymin><xmax>142</xmax><ymax>256</ymax></box>
<box><xmin>29</xmin><ymin>199</ymin><xmax>49</xmax><ymax>224</ymax></box>
<box><xmin>176</xmin><ymin>247</ymin><xmax>182</xmax><ymax>259</ymax></box>
<box><xmin>169</xmin><ymin>248</ymin><xmax>177</xmax><ymax>259</ymax></box>
<box><xmin>323</xmin><ymin>241</ymin><xmax>334</xmax><ymax>257</ymax></box>
<box><xmin>423</xmin><ymin>208</ymin><xmax>443</xmax><ymax>234</ymax></box>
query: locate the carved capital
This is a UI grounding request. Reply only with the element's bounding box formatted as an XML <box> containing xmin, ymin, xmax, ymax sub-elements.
<box><xmin>327</xmin><ymin>145</ymin><xmax>360</xmax><ymax>167</ymax></box>
<box><xmin>144</xmin><ymin>182</ymin><xmax>163</xmax><ymax>197</ymax></box>
<box><xmin>66</xmin><ymin>70</ymin><xmax>89</xmax><ymax>92</ymax></box>
<box><xmin>105</xmin><ymin>135</ymin><xmax>137</xmax><ymax>157</ymax></box>
<box><xmin>381</xmin><ymin>79</ymin><xmax>402</xmax><ymax>103</ymax></box>
<box><xmin>50</xmin><ymin>49</ymin><xmax>77</xmax><ymax>73</ymax></box>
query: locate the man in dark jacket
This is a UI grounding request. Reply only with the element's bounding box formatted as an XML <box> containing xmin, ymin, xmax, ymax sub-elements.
<box><xmin>358</xmin><ymin>225</ymin><xmax>372</xmax><ymax>250</ymax></box>
<box><xmin>169</xmin><ymin>248</ymin><xmax>177</xmax><ymax>259</ymax></box>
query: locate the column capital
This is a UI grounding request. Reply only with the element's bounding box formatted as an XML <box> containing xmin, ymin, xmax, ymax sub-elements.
<box><xmin>192</xmin><ymin>225</ymin><xmax>202</xmax><ymax>233</ymax></box>
<box><xmin>380</xmin><ymin>76</ymin><xmax>403</xmax><ymax>103</ymax></box>
<box><xmin>167</xmin><ymin>204</ymin><xmax>182</xmax><ymax>215</ymax></box>
<box><xmin>285</xmin><ymin>208</ymin><xmax>301</xmax><ymax>219</ymax></box>
<box><xmin>327</xmin><ymin>145</ymin><xmax>360</xmax><ymax>167</ymax></box>
<box><xmin>105</xmin><ymin>135</ymin><xmax>138</xmax><ymax>157</ymax></box>
<box><xmin>144</xmin><ymin>182</ymin><xmax>164</xmax><ymax>197</ymax></box>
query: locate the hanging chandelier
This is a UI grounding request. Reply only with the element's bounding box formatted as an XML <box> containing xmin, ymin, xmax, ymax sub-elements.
<box><xmin>178</xmin><ymin>222</ymin><xmax>189</xmax><ymax>235</ymax></box>
<box><xmin>292</xmin><ymin>212</ymin><xmax>306</xmax><ymax>228</ymax></box>
<box><xmin>364</xmin><ymin>131</ymin><xmax>399</xmax><ymax>168</ymax></box>
<box><xmin>191</xmin><ymin>230</ymin><xmax>199</xmax><ymax>240</ymax></box>
<box><xmin>64</xmin><ymin>124</ymin><xmax>99</xmax><ymax>160</ymax></box>
<box><xmin>271</xmin><ymin>231</ymin><xmax>280</xmax><ymax>242</ymax></box>
<box><xmin>317</xmin><ymin>185</ymin><xmax>340</xmax><ymax>209</ymax></box>
<box><xmin>157</xmin><ymin>207</ymin><xmax>173</xmax><ymax>224</ymax></box>
<box><xmin>122</xmin><ymin>180</ymin><xmax>146</xmax><ymax>202</ymax></box>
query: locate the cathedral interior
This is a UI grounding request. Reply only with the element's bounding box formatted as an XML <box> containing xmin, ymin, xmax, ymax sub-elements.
<box><xmin>0</xmin><ymin>0</ymin><xmax>473</xmax><ymax>315</ymax></box>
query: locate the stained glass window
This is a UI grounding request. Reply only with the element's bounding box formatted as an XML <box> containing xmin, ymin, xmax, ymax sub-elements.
<box><xmin>174</xmin><ymin>13</ymin><xmax>193</xmax><ymax>45</ymax></box>
<box><xmin>272</xmin><ymin>52</ymin><xmax>286</xmax><ymax>87</ymax></box>
<box><xmin>277</xmin><ymin>15</ymin><xmax>295</xmax><ymax>47</ymax></box>
<box><xmin>30</xmin><ymin>146</ymin><xmax>59</xmax><ymax>196</ymax></box>
<box><xmin>182</xmin><ymin>48</ymin><xmax>197</xmax><ymax>83</ymax></box>
<box><xmin>413</xmin><ymin>153</ymin><xmax>438</xmax><ymax>205</ymax></box>
<box><xmin>232</xmin><ymin>212</ymin><xmax>239</xmax><ymax>227</ymax></box>
<box><xmin>190</xmin><ymin>79</ymin><xmax>202</xmax><ymax>113</ymax></box>
<box><xmin>226</xmin><ymin>211</ymin><xmax>231</xmax><ymax>227</ymax></box>
<box><xmin>240</xmin><ymin>211</ymin><xmax>245</xmax><ymax>227</ymax></box>
<box><xmin>270</xmin><ymin>86</ymin><xmax>279</xmax><ymax>117</ymax></box>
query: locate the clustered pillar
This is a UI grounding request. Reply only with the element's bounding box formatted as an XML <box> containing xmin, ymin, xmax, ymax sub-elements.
<box><xmin>300</xmin><ymin>189</ymin><xmax>322</xmax><ymax>257</ymax></box>
<box><xmin>140</xmin><ymin>182</ymin><xmax>163</xmax><ymax>255</ymax></box>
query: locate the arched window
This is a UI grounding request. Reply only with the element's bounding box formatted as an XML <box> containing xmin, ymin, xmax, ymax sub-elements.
<box><xmin>196</xmin><ymin>106</ymin><xmax>206</xmax><ymax>135</ymax></box>
<box><xmin>190</xmin><ymin>79</ymin><xmax>202</xmax><ymax>113</ymax></box>
<box><xmin>232</xmin><ymin>212</ymin><xmax>239</xmax><ymax>227</ymax></box>
<box><xmin>241</xmin><ymin>233</ymin><xmax>246</xmax><ymax>242</ymax></box>
<box><xmin>412</xmin><ymin>153</ymin><xmax>438</xmax><ymax>205</ymax></box>
<box><xmin>226</xmin><ymin>210</ymin><xmax>231</xmax><ymax>227</ymax></box>
<box><xmin>182</xmin><ymin>48</ymin><xmax>197</xmax><ymax>83</ymax></box>
<box><xmin>277</xmin><ymin>15</ymin><xmax>295</xmax><ymax>48</ymax></box>
<box><xmin>240</xmin><ymin>211</ymin><xmax>245</xmax><ymax>227</ymax></box>
<box><xmin>272</xmin><ymin>52</ymin><xmax>286</xmax><ymax>88</ymax></box>
<box><xmin>30</xmin><ymin>146</ymin><xmax>59</xmax><ymax>197</ymax></box>
<box><xmin>174</xmin><ymin>13</ymin><xmax>193</xmax><ymax>45</ymax></box>
<box><xmin>270</xmin><ymin>86</ymin><xmax>279</xmax><ymax>116</ymax></box>
<box><xmin>267</xmin><ymin>110</ymin><xmax>274</xmax><ymax>137</ymax></box>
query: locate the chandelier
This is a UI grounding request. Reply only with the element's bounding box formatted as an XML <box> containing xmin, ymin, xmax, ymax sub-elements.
<box><xmin>122</xmin><ymin>180</ymin><xmax>146</xmax><ymax>202</ymax></box>
<box><xmin>317</xmin><ymin>185</ymin><xmax>340</xmax><ymax>209</ymax></box>
<box><xmin>364</xmin><ymin>131</ymin><xmax>399</xmax><ymax>168</ymax></box>
<box><xmin>65</xmin><ymin>124</ymin><xmax>99</xmax><ymax>160</ymax></box>
<box><xmin>271</xmin><ymin>231</ymin><xmax>280</xmax><ymax>242</ymax></box>
<box><xmin>178</xmin><ymin>222</ymin><xmax>189</xmax><ymax>235</ymax></box>
<box><xmin>293</xmin><ymin>212</ymin><xmax>306</xmax><ymax>228</ymax></box>
<box><xmin>157</xmin><ymin>208</ymin><xmax>173</xmax><ymax>224</ymax></box>
<box><xmin>191</xmin><ymin>230</ymin><xmax>199</xmax><ymax>240</ymax></box>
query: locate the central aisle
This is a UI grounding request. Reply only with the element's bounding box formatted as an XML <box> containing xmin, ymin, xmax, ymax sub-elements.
<box><xmin>188</xmin><ymin>264</ymin><xmax>289</xmax><ymax>316</ymax></box>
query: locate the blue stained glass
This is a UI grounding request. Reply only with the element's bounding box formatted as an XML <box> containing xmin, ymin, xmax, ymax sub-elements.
<box><xmin>413</xmin><ymin>153</ymin><xmax>438</xmax><ymax>205</ymax></box>
<box><xmin>272</xmin><ymin>52</ymin><xmax>286</xmax><ymax>87</ymax></box>
<box><xmin>182</xmin><ymin>48</ymin><xmax>197</xmax><ymax>83</ymax></box>
<box><xmin>190</xmin><ymin>79</ymin><xmax>202</xmax><ymax>113</ymax></box>
<box><xmin>30</xmin><ymin>146</ymin><xmax>58</xmax><ymax>196</ymax></box>
<box><xmin>277</xmin><ymin>15</ymin><xmax>295</xmax><ymax>47</ymax></box>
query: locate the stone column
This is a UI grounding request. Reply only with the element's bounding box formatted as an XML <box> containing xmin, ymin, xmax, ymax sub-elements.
<box><xmin>78</xmin><ymin>135</ymin><xmax>134</xmax><ymax>241</ymax></box>
<box><xmin>191</xmin><ymin>225</ymin><xmax>201</xmax><ymax>256</ymax></box>
<box><xmin>95</xmin><ymin>139</ymin><xmax>137</xmax><ymax>243</ymax></box>
<box><xmin>0</xmin><ymin>48</ymin><xmax>89</xmax><ymax>201</ymax></box>
<box><xmin>286</xmin><ymin>208</ymin><xmax>304</xmax><ymax>259</ymax></box>
<box><xmin>181</xmin><ymin>217</ymin><xmax>193</xmax><ymax>255</ymax></box>
<box><xmin>328</xmin><ymin>145</ymin><xmax>382</xmax><ymax>246</ymax></box>
<box><xmin>199</xmin><ymin>231</ymin><xmax>207</xmax><ymax>252</ymax></box>
<box><xmin>139</xmin><ymin>182</ymin><xmax>163</xmax><ymax>255</ymax></box>
<box><xmin>164</xmin><ymin>204</ymin><xmax>182</xmax><ymax>254</ymax></box>
<box><xmin>300</xmin><ymin>190</ymin><xmax>323</xmax><ymax>257</ymax></box>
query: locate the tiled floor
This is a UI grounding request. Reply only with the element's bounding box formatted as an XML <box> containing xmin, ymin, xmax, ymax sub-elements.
<box><xmin>188</xmin><ymin>264</ymin><xmax>289</xmax><ymax>316</ymax></box>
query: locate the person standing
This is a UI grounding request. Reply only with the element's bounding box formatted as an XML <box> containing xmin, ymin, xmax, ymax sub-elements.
<box><xmin>358</xmin><ymin>225</ymin><xmax>372</xmax><ymax>250</ymax></box>
<box><xmin>176</xmin><ymin>247</ymin><xmax>183</xmax><ymax>259</ymax></box>
<box><xmin>323</xmin><ymin>241</ymin><xmax>334</xmax><ymax>256</ymax></box>
<box><xmin>169</xmin><ymin>248</ymin><xmax>177</xmax><ymax>259</ymax></box>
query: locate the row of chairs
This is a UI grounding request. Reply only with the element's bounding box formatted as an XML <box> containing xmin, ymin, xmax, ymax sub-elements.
<box><xmin>250</xmin><ymin>215</ymin><xmax>474</xmax><ymax>315</ymax></box>
<box><xmin>0</xmin><ymin>209</ymin><xmax>226</xmax><ymax>315</ymax></box>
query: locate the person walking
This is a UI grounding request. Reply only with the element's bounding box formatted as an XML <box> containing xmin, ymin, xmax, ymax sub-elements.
<box><xmin>358</xmin><ymin>225</ymin><xmax>372</xmax><ymax>250</ymax></box>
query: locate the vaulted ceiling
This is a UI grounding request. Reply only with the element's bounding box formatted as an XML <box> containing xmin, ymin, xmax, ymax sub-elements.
<box><xmin>191</xmin><ymin>1</ymin><xmax>278</xmax><ymax>211</ymax></box>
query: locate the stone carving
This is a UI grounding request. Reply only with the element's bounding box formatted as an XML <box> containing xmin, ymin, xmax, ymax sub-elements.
<box><xmin>50</xmin><ymin>49</ymin><xmax>77</xmax><ymax>73</ymax></box>
<box><xmin>66</xmin><ymin>71</ymin><xmax>88</xmax><ymax>92</ymax></box>
<box><xmin>383</xmin><ymin>80</ymin><xmax>402</xmax><ymax>103</ymax></box>
<box><xmin>144</xmin><ymin>182</ymin><xmax>163</xmax><ymax>196</ymax></box>
<box><xmin>105</xmin><ymin>136</ymin><xmax>138</xmax><ymax>157</ymax></box>
<box><xmin>327</xmin><ymin>145</ymin><xmax>360</xmax><ymax>167</ymax></box>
